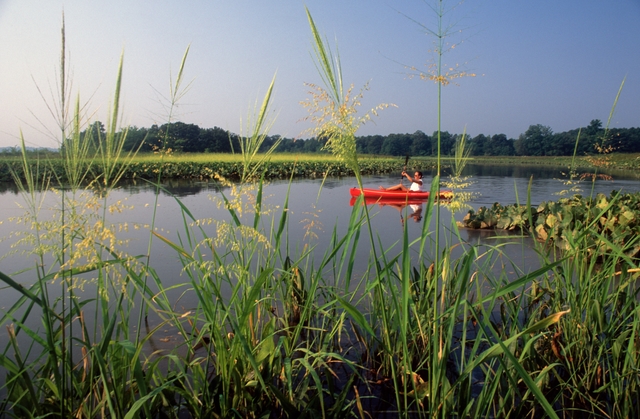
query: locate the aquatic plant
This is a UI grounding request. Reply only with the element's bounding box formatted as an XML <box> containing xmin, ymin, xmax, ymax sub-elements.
<box><xmin>1</xmin><ymin>154</ymin><xmax>439</xmax><ymax>183</ymax></box>
<box><xmin>459</xmin><ymin>191</ymin><xmax>640</xmax><ymax>260</ymax></box>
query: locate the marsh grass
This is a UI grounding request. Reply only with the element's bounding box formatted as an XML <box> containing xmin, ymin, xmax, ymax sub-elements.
<box><xmin>442</xmin><ymin>130</ymin><xmax>478</xmax><ymax>213</ymax></box>
<box><xmin>556</xmin><ymin>77</ymin><xmax>627</xmax><ymax>199</ymax></box>
<box><xmin>301</xmin><ymin>8</ymin><xmax>395</xmax><ymax>189</ymax></box>
<box><xmin>0</xmin><ymin>20</ymin><xmax>156</xmax><ymax>418</ymax></box>
<box><xmin>2</xmin><ymin>9</ymin><xmax>640</xmax><ymax>419</ymax></box>
<box><xmin>1</xmin><ymin>153</ymin><xmax>424</xmax><ymax>184</ymax></box>
<box><xmin>234</xmin><ymin>74</ymin><xmax>282</xmax><ymax>183</ymax></box>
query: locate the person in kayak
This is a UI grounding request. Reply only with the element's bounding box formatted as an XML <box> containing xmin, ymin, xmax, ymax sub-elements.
<box><xmin>380</xmin><ymin>171</ymin><xmax>423</xmax><ymax>192</ymax></box>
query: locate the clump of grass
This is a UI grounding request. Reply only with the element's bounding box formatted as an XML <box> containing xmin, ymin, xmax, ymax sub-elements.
<box><xmin>233</xmin><ymin>74</ymin><xmax>282</xmax><ymax>183</ymax></box>
<box><xmin>586</xmin><ymin>77</ymin><xmax>626</xmax><ymax>170</ymax></box>
<box><xmin>0</xmin><ymin>19</ymin><xmax>170</xmax><ymax>418</ymax></box>
<box><xmin>442</xmin><ymin>130</ymin><xmax>478</xmax><ymax>213</ymax></box>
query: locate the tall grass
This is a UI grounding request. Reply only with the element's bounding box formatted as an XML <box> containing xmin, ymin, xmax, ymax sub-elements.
<box><xmin>301</xmin><ymin>8</ymin><xmax>395</xmax><ymax>190</ymax></box>
<box><xmin>0</xmin><ymin>18</ymin><xmax>154</xmax><ymax>418</ymax></box>
<box><xmin>234</xmin><ymin>74</ymin><xmax>282</xmax><ymax>183</ymax></box>
<box><xmin>1</xmin><ymin>7</ymin><xmax>639</xmax><ymax>419</ymax></box>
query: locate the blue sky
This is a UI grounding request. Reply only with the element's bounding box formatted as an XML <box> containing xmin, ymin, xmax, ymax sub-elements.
<box><xmin>0</xmin><ymin>0</ymin><xmax>638</xmax><ymax>148</ymax></box>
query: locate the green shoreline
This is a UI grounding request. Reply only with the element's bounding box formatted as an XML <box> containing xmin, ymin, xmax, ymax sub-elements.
<box><xmin>2</xmin><ymin>153</ymin><xmax>638</xmax><ymax>184</ymax></box>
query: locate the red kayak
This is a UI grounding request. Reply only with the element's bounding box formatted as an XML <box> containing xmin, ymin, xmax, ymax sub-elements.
<box><xmin>349</xmin><ymin>188</ymin><xmax>453</xmax><ymax>201</ymax></box>
<box><xmin>349</xmin><ymin>196</ymin><xmax>429</xmax><ymax>206</ymax></box>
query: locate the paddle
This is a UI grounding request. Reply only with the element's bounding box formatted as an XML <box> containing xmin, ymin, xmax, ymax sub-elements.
<box><xmin>401</xmin><ymin>155</ymin><xmax>409</xmax><ymax>179</ymax></box>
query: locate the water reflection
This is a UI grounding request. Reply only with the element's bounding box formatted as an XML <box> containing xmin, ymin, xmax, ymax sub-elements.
<box><xmin>0</xmin><ymin>182</ymin><xmax>19</xmax><ymax>194</ymax></box>
<box><xmin>1</xmin><ymin>170</ymin><xmax>638</xmax><ymax>373</ymax></box>
<box><xmin>357</xmin><ymin>200</ymin><xmax>424</xmax><ymax>227</ymax></box>
<box><xmin>1</xmin><ymin>170</ymin><xmax>638</xmax><ymax>293</ymax></box>
<box><xmin>117</xmin><ymin>178</ymin><xmax>226</xmax><ymax>197</ymax></box>
<box><xmin>433</xmin><ymin>163</ymin><xmax>640</xmax><ymax>182</ymax></box>
<box><xmin>462</xmin><ymin>164</ymin><xmax>566</xmax><ymax>179</ymax></box>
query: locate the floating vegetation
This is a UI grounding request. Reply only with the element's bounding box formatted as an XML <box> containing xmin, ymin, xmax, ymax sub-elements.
<box><xmin>460</xmin><ymin>191</ymin><xmax>640</xmax><ymax>259</ymax></box>
<box><xmin>0</xmin><ymin>155</ymin><xmax>440</xmax><ymax>184</ymax></box>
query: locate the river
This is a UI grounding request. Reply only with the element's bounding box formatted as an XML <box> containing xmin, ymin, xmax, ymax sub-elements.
<box><xmin>0</xmin><ymin>164</ymin><xmax>638</xmax><ymax>347</ymax></box>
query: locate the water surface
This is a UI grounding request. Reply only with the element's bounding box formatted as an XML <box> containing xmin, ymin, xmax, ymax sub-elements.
<box><xmin>0</xmin><ymin>164</ymin><xmax>638</xmax><ymax>343</ymax></box>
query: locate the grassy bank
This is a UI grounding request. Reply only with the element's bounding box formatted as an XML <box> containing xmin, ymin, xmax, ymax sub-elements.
<box><xmin>0</xmin><ymin>153</ymin><xmax>437</xmax><ymax>184</ymax></box>
<box><xmin>3</xmin><ymin>152</ymin><xmax>639</xmax><ymax>185</ymax></box>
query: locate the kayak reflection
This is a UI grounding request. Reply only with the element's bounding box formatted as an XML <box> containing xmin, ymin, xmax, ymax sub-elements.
<box><xmin>349</xmin><ymin>196</ymin><xmax>423</xmax><ymax>226</ymax></box>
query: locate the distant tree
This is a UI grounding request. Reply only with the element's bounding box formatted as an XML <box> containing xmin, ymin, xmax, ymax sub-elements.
<box><xmin>274</xmin><ymin>137</ymin><xmax>325</xmax><ymax>153</ymax></box>
<box><xmin>122</xmin><ymin>126</ymin><xmax>150</xmax><ymax>152</ymax></box>
<box><xmin>380</xmin><ymin>136</ymin><xmax>397</xmax><ymax>155</ymax></box>
<box><xmin>515</xmin><ymin>124</ymin><xmax>553</xmax><ymax>156</ymax></box>
<box><xmin>61</xmin><ymin>120</ymin><xmax>101</xmax><ymax>154</ymax></box>
<box><xmin>410</xmin><ymin>130</ymin><xmax>431</xmax><ymax>156</ymax></box>
<box><xmin>275</xmin><ymin>137</ymin><xmax>294</xmax><ymax>152</ymax></box>
<box><xmin>355</xmin><ymin>136</ymin><xmax>367</xmax><ymax>154</ymax></box>
<box><xmin>198</xmin><ymin>127</ymin><xmax>232</xmax><ymax>153</ymax></box>
<box><xmin>431</xmin><ymin>131</ymin><xmax>455</xmax><ymax>156</ymax></box>
<box><xmin>144</xmin><ymin>125</ymin><xmax>163</xmax><ymax>151</ymax></box>
<box><xmin>303</xmin><ymin>138</ymin><xmax>323</xmax><ymax>153</ymax></box>
<box><xmin>614</xmin><ymin>127</ymin><xmax>640</xmax><ymax>153</ymax></box>
<box><xmin>586</xmin><ymin>119</ymin><xmax>603</xmax><ymax>136</ymax></box>
<box><xmin>229</xmin><ymin>132</ymin><xmax>241</xmax><ymax>153</ymax></box>
<box><xmin>487</xmin><ymin>134</ymin><xmax>515</xmax><ymax>156</ymax></box>
<box><xmin>355</xmin><ymin>135</ymin><xmax>384</xmax><ymax>155</ymax></box>
<box><xmin>0</xmin><ymin>146</ymin><xmax>21</xmax><ymax>156</ymax></box>
<box><xmin>258</xmin><ymin>135</ymin><xmax>278</xmax><ymax>153</ymax></box>
<box><xmin>78</xmin><ymin>121</ymin><xmax>105</xmax><ymax>152</ymax></box>
<box><xmin>470</xmin><ymin>134</ymin><xmax>488</xmax><ymax>156</ymax></box>
<box><xmin>551</xmin><ymin>129</ymin><xmax>581</xmax><ymax>156</ymax></box>
<box><xmin>66</xmin><ymin>119</ymin><xmax>640</xmax><ymax>157</ymax></box>
<box><xmin>381</xmin><ymin>133</ymin><xmax>413</xmax><ymax>156</ymax></box>
<box><xmin>159</xmin><ymin>122</ymin><xmax>200</xmax><ymax>152</ymax></box>
<box><xmin>600</xmin><ymin>128</ymin><xmax>626</xmax><ymax>154</ymax></box>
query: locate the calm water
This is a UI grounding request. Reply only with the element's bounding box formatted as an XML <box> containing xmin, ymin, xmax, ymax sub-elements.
<box><xmin>0</xmin><ymin>164</ymin><xmax>638</xmax><ymax>343</ymax></box>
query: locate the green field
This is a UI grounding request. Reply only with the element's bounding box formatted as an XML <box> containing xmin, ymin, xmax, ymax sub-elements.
<box><xmin>2</xmin><ymin>152</ymin><xmax>639</xmax><ymax>185</ymax></box>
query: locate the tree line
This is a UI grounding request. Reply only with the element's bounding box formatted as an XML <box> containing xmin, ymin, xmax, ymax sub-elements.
<box><xmin>64</xmin><ymin>119</ymin><xmax>640</xmax><ymax>157</ymax></box>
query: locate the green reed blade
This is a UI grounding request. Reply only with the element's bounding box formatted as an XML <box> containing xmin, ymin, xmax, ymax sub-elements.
<box><xmin>253</xmin><ymin>176</ymin><xmax>264</xmax><ymax>230</ymax></box>
<box><xmin>336</xmin><ymin>296</ymin><xmax>378</xmax><ymax>344</ymax></box>
<box><xmin>0</xmin><ymin>270</ymin><xmax>45</xmax><ymax>309</ymax></box>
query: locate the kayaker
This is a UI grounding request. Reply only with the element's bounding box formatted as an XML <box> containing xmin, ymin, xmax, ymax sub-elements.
<box><xmin>380</xmin><ymin>171</ymin><xmax>423</xmax><ymax>192</ymax></box>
